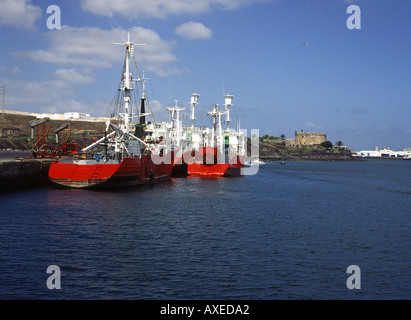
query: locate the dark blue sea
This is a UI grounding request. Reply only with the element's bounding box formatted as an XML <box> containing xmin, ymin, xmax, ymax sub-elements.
<box><xmin>0</xmin><ymin>159</ymin><xmax>410</xmax><ymax>300</ymax></box>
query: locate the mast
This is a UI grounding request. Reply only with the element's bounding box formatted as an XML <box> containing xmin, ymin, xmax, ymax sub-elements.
<box><xmin>190</xmin><ymin>93</ymin><xmax>199</xmax><ymax>129</ymax></box>
<box><xmin>139</xmin><ymin>72</ymin><xmax>149</xmax><ymax>125</ymax></box>
<box><xmin>224</xmin><ymin>94</ymin><xmax>233</xmax><ymax>131</ymax></box>
<box><xmin>113</xmin><ymin>30</ymin><xmax>146</xmax><ymax>134</ymax></box>
<box><xmin>167</xmin><ymin>101</ymin><xmax>185</xmax><ymax>147</ymax></box>
<box><xmin>123</xmin><ymin>32</ymin><xmax>132</xmax><ymax>133</ymax></box>
<box><xmin>217</xmin><ymin>104</ymin><xmax>224</xmax><ymax>158</ymax></box>
<box><xmin>218</xmin><ymin>104</ymin><xmax>222</xmax><ymax>144</ymax></box>
<box><xmin>208</xmin><ymin>104</ymin><xmax>218</xmax><ymax>148</ymax></box>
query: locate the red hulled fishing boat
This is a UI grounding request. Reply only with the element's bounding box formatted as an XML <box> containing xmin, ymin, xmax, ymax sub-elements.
<box><xmin>186</xmin><ymin>97</ymin><xmax>245</xmax><ymax>177</ymax></box>
<box><xmin>49</xmin><ymin>31</ymin><xmax>173</xmax><ymax>189</ymax></box>
<box><xmin>186</xmin><ymin>146</ymin><xmax>244</xmax><ymax>177</ymax></box>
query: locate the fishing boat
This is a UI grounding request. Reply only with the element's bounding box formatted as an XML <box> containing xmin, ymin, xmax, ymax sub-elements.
<box><xmin>165</xmin><ymin>93</ymin><xmax>210</xmax><ymax>176</ymax></box>
<box><xmin>186</xmin><ymin>95</ymin><xmax>246</xmax><ymax>177</ymax></box>
<box><xmin>48</xmin><ymin>32</ymin><xmax>174</xmax><ymax>189</ymax></box>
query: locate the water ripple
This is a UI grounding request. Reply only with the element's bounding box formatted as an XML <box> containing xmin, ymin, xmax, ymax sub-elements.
<box><xmin>0</xmin><ymin>160</ymin><xmax>410</xmax><ymax>299</ymax></box>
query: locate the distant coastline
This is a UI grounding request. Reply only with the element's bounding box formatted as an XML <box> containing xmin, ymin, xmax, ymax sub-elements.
<box><xmin>256</xmin><ymin>138</ymin><xmax>353</xmax><ymax>162</ymax></box>
<box><xmin>1</xmin><ymin>109</ymin><xmax>404</xmax><ymax>162</ymax></box>
<box><xmin>1</xmin><ymin>109</ymin><xmax>350</xmax><ymax>161</ymax></box>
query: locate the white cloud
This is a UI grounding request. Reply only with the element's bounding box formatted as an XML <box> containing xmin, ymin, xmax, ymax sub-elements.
<box><xmin>305</xmin><ymin>121</ymin><xmax>323</xmax><ymax>130</ymax></box>
<box><xmin>2</xmin><ymin>76</ymin><xmax>105</xmax><ymax>115</ymax></box>
<box><xmin>0</xmin><ymin>0</ymin><xmax>41</xmax><ymax>30</ymax></box>
<box><xmin>54</xmin><ymin>68</ymin><xmax>95</xmax><ymax>84</ymax></box>
<box><xmin>12</xmin><ymin>26</ymin><xmax>184</xmax><ymax>77</ymax></box>
<box><xmin>147</xmin><ymin>100</ymin><xmax>169</xmax><ymax>122</ymax></box>
<box><xmin>54</xmin><ymin>99</ymin><xmax>89</xmax><ymax>113</ymax></box>
<box><xmin>175</xmin><ymin>22</ymin><xmax>212</xmax><ymax>40</ymax></box>
<box><xmin>12</xmin><ymin>27</ymin><xmax>124</xmax><ymax>68</ymax></box>
<box><xmin>0</xmin><ymin>66</ymin><xmax>22</xmax><ymax>76</ymax></box>
<box><xmin>3</xmin><ymin>78</ymin><xmax>73</xmax><ymax>111</ymax></box>
<box><xmin>9</xmin><ymin>66</ymin><xmax>23</xmax><ymax>76</ymax></box>
<box><xmin>80</xmin><ymin>0</ymin><xmax>272</xmax><ymax>19</ymax></box>
<box><xmin>4</xmin><ymin>26</ymin><xmax>188</xmax><ymax>116</ymax></box>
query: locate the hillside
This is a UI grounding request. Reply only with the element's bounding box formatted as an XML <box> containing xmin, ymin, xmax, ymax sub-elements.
<box><xmin>0</xmin><ymin>112</ymin><xmax>106</xmax><ymax>151</ymax></box>
<box><xmin>257</xmin><ymin>138</ymin><xmax>353</xmax><ymax>161</ymax></box>
<box><xmin>1</xmin><ymin>112</ymin><xmax>353</xmax><ymax>161</ymax></box>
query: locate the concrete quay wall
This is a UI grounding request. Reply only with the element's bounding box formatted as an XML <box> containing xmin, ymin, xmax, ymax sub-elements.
<box><xmin>0</xmin><ymin>158</ymin><xmax>53</xmax><ymax>191</ymax></box>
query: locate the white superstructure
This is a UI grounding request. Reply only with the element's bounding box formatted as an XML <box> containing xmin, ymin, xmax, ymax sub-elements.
<box><xmin>354</xmin><ymin>146</ymin><xmax>411</xmax><ymax>158</ymax></box>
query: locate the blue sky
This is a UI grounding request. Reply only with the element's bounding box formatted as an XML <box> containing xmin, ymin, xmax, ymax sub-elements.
<box><xmin>0</xmin><ymin>0</ymin><xmax>410</xmax><ymax>150</ymax></box>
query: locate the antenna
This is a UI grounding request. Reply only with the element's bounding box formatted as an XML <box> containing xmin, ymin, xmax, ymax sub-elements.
<box><xmin>109</xmin><ymin>24</ymin><xmax>127</xmax><ymax>43</ymax></box>
<box><xmin>112</xmin><ymin>29</ymin><xmax>147</xmax><ymax>47</ymax></box>
<box><xmin>1</xmin><ymin>85</ymin><xmax>4</xmax><ymax>116</ymax></box>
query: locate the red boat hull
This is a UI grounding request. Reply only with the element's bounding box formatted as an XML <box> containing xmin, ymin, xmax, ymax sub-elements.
<box><xmin>186</xmin><ymin>147</ymin><xmax>244</xmax><ymax>177</ymax></box>
<box><xmin>49</xmin><ymin>156</ymin><xmax>173</xmax><ymax>189</ymax></box>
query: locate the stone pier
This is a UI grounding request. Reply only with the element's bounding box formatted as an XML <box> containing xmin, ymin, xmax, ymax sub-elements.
<box><xmin>0</xmin><ymin>157</ymin><xmax>54</xmax><ymax>192</ymax></box>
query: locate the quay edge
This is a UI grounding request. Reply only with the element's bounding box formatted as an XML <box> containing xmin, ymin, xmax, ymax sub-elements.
<box><xmin>0</xmin><ymin>158</ymin><xmax>53</xmax><ymax>192</ymax></box>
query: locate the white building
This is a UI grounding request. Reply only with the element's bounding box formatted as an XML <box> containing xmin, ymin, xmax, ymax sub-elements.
<box><xmin>354</xmin><ymin>146</ymin><xmax>411</xmax><ymax>158</ymax></box>
<box><xmin>64</xmin><ymin>112</ymin><xmax>91</xmax><ymax>120</ymax></box>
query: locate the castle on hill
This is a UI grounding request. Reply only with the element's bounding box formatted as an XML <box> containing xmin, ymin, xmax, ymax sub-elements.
<box><xmin>285</xmin><ymin>130</ymin><xmax>327</xmax><ymax>149</ymax></box>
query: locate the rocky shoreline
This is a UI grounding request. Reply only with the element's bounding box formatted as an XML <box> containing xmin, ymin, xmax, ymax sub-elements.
<box><xmin>0</xmin><ymin>139</ymin><xmax>354</xmax><ymax>162</ymax></box>
<box><xmin>1</xmin><ymin>112</ymin><xmax>354</xmax><ymax>161</ymax></box>
<box><xmin>1</xmin><ymin>139</ymin><xmax>354</xmax><ymax>161</ymax></box>
<box><xmin>256</xmin><ymin>139</ymin><xmax>353</xmax><ymax>161</ymax></box>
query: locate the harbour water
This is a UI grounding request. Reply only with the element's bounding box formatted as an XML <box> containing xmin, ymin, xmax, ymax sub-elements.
<box><xmin>0</xmin><ymin>159</ymin><xmax>409</xmax><ymax>299</ymax></box>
